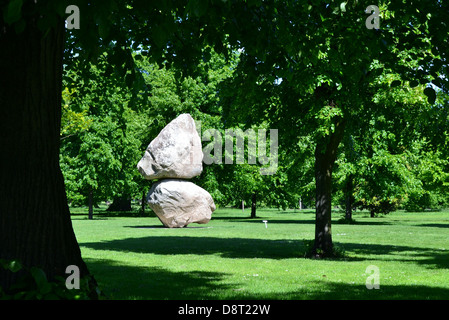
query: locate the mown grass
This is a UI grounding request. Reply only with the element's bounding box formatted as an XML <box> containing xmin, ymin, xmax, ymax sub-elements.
<box><xmin>71</xmin><ymin>207</ymin><xmax>449</xmax><ymax>299</ymax></box>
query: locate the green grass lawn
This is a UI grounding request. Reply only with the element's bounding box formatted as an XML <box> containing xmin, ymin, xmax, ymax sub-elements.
<box><xmin>71</xmin><ymin>207</ymin><xmax>449</xmax><ymax>300</ymax></box>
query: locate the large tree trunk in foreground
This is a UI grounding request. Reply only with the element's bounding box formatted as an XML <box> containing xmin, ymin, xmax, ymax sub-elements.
<box><xmin>312</xmin><ymin>119</ymin><xmax>346</xmax><ymax>257</ymax></box>
<box><xmin>0</xmin><ymin>16</ymin><xmax>94</xmax><ymax>294</ymax></box>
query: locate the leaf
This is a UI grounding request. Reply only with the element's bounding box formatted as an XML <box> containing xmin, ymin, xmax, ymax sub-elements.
<box><xmin>0</xmin><ymin>259</ymin><xmax>22</xmax><ymax>272</ymax></box>
<box><xmin>423</xmin><ymin>87</ymin><xmax>436</xmax><ymax>104</ymax></box>
<box><xmin>409</xmin><ymin>80</ymin><xmax>419</xmax><ymax>88</ymax></box>
<box><xmin>340</xmin><ymin>2</ymin><xmax>346</xmax><ymax>13</ymax></box>
<box><xmin>3</xmin><ymin>0</ymin><xmax>23</xmax><ymax>24</ymax></box>
<box><xmin>187</xmin><ymin>0</ymin><xmax>208</xmax><ymax>17</ymax></box>
<box><xmin>125</xmin><ymin>73</ymin><xmax>134</xmax><ymax>88</ymax></box>
<box><xmin>14</xmin><ymin>18</ymin><xmax>26</xmax><ymax>34</ymax></box>
<box><xmin>98</xmin><ymin>22</ymin><xmax>111</xmax><ymax>40</ymax></box>
<box><xmin>151</xmin><ymin>27</ymin><xmax>167</xmax><ymax>48</ymax></box>
<box><xmin>30</xmin><ymin>267</ymin><xmax>48</xmax><ymax>288</ymax></box>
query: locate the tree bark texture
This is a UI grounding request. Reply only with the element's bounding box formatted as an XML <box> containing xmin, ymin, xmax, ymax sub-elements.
<box><xmin>88</xmin><ymin>187</ymin><xmax>94</xmax><ymax>220</ymax></box>
<box><xmin>313</xmin><ymin>118</ymin><xmax>346</xmax><ymax>257</ymax></box>
<box><xmin>107</xmin><ymin>196</ymin><xmax>132</xmax><ymax>212</ymax></box>
<box><xmin>0</xmin><ymin>17</ymin><xmax>91</xmax><ymax>291</ymax></box>
<box><xmin>345</xmin><ymin>174</ymin><xmax>354</xmax><ymax>221</ymax></box>
<box><xmin>141</xmin><ymin>189</ymin><xmax>146</xmax><ymax>216</ymax></box>
<box><xmin>250</xmin><ymin>192</ymin><xmax>257</xmax><ymax>218</ymax></box>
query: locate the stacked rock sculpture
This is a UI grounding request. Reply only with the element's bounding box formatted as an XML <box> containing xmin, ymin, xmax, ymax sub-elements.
<box><xmin>137</xmin><ymin>114</ymin><xmax>216</xmax><ymax>228</ymax></box>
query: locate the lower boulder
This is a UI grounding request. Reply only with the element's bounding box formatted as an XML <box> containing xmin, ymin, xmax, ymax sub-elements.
<box><xmin>147</xmin><ymin>179</ymin><xmax>216</xmax><ymax>228</ymax></box>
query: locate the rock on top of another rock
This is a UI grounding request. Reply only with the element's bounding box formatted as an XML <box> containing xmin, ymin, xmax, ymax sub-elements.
<box><xmin>137</xmin><ymin>113</ymin><xmax>203</xmax><ymax>180</ymax></box>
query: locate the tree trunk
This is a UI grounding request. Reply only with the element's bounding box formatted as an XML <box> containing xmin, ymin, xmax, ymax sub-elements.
<box><xmin>107</xmin><ymin>196</ymin><xmax>132</xmax><ymax>212</ymax></box>
<box><xmin>88</xmin><ymin>187</ymin><xmax>94</xmax><ymax>220</ymax></box>
<box><xmin>0</xmin><ymin>16</ymin><xmax>95</xmax><ymax>295</ymax></box>
<box><xmin>250</xmin><ymin>192</ymin><xmax>257</xmax><ymax>218</ymax></box>
<box><xmin>312</xmin><ymin>118</ymin><xmax>346</xmax><ymax>257</ymax></box>
<box><xmin>345</xmin><ymin>174</ymin><xmax>353</xmax><ymax>221</ymax></box>
<box><xmin>141</xmin><ymin>189</ymin><xmax>146</xmax><ymax>216</ymax></box>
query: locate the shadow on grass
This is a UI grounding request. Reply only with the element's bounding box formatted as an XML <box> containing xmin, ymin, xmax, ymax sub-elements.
<box><xmin>81</xmin><ymin>236</ymin><xmax>305</xmax><ymax>260</ymax></box>
<box><xmin>81</xmin><ymin>235</ymin><xmax>449</xmax><ymax>269</ymax></box>
<box><xmin>86</xmin><ymin>258</ymin><xmax>449</xmax><ymax>300</ymax></box>
<box><xmin>85</xmin><ymin>258</ymin><xmax>232</xmax><ymax>300</ymax></box>
<box><xmin>286</xmin><ymin>281</ymin><xmax>449</xmax><ymax>300</ymax></box>
<box><xmin>235</xmin><ymin>219</ymin><xmax>392</xmax><ymax>226</ymax></box>
<box><xmin>418</xmin><ymin>223</ymin><xmax>449</xmax><ymax>229</ymax></box>
<box><xmin>338</xmin><ymin>243</ymin><xmax>449</xmax><ymax>269</ymax></box>
<box><xmin>211</xmin><ymin>213</ymin><xmax>391</xmax><ymax>226</ymax></box>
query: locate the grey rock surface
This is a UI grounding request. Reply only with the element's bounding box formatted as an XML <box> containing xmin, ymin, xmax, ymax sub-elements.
<box><xmin>137</xmin><ymin>114</ymin><xmax>203</xmax><ymax>180</ymax></box>
<box><xmin>147</xmin><ymin>179</ymin><xmax>216</xmax><ymax>228</ymax></box>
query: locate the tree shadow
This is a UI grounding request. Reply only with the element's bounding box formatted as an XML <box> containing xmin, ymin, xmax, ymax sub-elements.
<box><xmin>124</xmin><ymin>225</ymin><xmax>213</xmax><ymax>229</ymax></box>
<box><xmin>210</xmin><ymin>217</ymin><xmax>391</xmax><ymax>226</ymax></box>
<box><xmin>210</xmin><ymin>216</ymin><xmax>255</xmax><ymax>221</ymax></box>
<box><xmin>277</xmin><ymin>281</ymin><xmax>449</xmax><ymax>300</ymax></box>
<box><xmin>85</xmin><ymin>258</ymin><xmax>233</xmax><ymax>300</ymax></box>
<box><xmin>418</xmin><ymin>223</ymin><xmax>449</xmax><ymax>229</ymax></box>
<box><xmin>334</xmin><ymin>219</ymin><xmax>392</xmax><ymax>226</ymax></box>
<box><xmin>81</xmin><ymin>236</ymin><xmax>305</xmax><ymax>260</ymax></box>
<box><xmin>236</xmin><ymin>219</ymin><xmax>316</xmax><ymax>225</ymax></box>
<box><xmin>339</xmin><ymin>242</ymin><xmax>449</xmax><ymax>269</ymax></box>
<box><xmin>81</xmin><ymin>235</ymin><xmax>449</xmax><ymax>269</ymax></box>
<box><xmin>125</xmin><ymin>225</ymin><xmax>166</xmax><ymax>229</ymax></box>
<box><xmin>85</xmin><ymin>258</ymin><xmax>449</xmax><ymax>300</ymax></box>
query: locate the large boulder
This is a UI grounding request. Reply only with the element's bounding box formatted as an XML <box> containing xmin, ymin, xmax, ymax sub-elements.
<box><xmin>147</xmin><ymin>179</ymin><xmax>216</xmax><ymax>228</ymax></box>
<box><xmin>137</xmin><ymin>113</ymin><xmax>203</xmax><ymax>180</ymax></box>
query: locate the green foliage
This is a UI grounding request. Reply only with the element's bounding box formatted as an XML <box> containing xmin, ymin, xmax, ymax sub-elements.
<box><xmin>402</xmin><ymin>140</ymin><xmax>449</xmax><ymax>211</ymax></box>
<box><xmin>354</xmin><ymin>148</ymin><xmax>412</xmax><ymax>216</ymax></box>
<box><xmin>335</xmin><ymin>134</ymin><xmax>448</xmax><ymax>215</ymax></box>
<box><xmin>61</xmin><ymin>87</ymin><xmax>92</xmax><ymax>139</ymax></box>
<box><xmin>61</xmin><ymin>55</ymin><xmax>143</xmax><ymax>206</ymax></box>
<box><xmin>59</xmin><ymin>0</ymin><xmax>449</xmax><ymax>220</ymax></box>
<box><xmin>332</xmin><ymin>64</ymin><xmax>449</xmax><ymax>216</ymax></box>
<box><xmin>314</xmin><ymin>105</ymin><xmax>344</xmax><ymax>139</ymax></box>
<box><xmin>3</xmin><ymin>0</ymin><xmax>23</xmax><ymax>25</ymax></box>
<box><xmin>58</xmin><ymin>0</ymin><xmax>449</xmax><ymax>217</ymax></box>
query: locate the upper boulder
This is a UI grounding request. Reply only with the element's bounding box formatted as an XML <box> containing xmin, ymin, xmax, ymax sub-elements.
<box><xmin>137</xmin><ymin>114</ymin><xmax>203</xmax><ymax>180</ymax></box>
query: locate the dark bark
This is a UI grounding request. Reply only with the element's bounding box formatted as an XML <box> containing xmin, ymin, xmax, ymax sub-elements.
<box><xmin>345</xmin><ymin>174</ymin><xmax>354</xmax><ymax>221</ymax></box>
<box><xmin>107</xmin><ymin>196</ymin><xmax>132</xmax><ymax>212</ymax></box>
<box><xmin>141</xmin><ymin>189</ymin><xmax>146</xmax><ymax>216</ymax></box>
<box><xmin>0</xmin><ymin>16</ymin><xmax>95</xmax><ymax>294</ymax></box>
<box><xmin>250</xmin><ymin>192</ymin><xmax>257</xmax><ymax>218</ymax></box>
<box><xmin>88</xmin><ymin>187</ymin><xmax>94</xmax><ymax>220</ymax></box>
<box><xmin>312</xmin><ymin>118</ymin><xmax>346</xmax><ymax>257</ymax></box>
